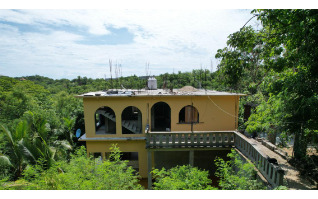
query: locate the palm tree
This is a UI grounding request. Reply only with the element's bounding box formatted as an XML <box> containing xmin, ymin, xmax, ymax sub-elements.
<box><xmin>0</xmin><ymin>121</ymin><xmax>28</xmax><ymax>179</ymax></box>
<box><xmin>20</xmin><ymin>111</ymin><xmax>58</xmax><ymax>168</ymax></box>
<box><xmin>0</xmin><ymin>111</ymin><xmax>73</xmax><ymax>179</ymax></box>
<box><xmin>22</xmin><ymin>111</ymin><xmax>72</xmax><ymax>166</ymax></box>
<box><xmin>62</xmin><ymin>117</ymin><xmax>75</xmax><ymax>147</ymax></box>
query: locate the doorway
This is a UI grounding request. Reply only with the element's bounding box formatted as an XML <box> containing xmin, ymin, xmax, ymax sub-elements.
<box><xmin>151</xmin><ymin>102</ymin><xmax>171</xmax><ymax>131</ymax></box>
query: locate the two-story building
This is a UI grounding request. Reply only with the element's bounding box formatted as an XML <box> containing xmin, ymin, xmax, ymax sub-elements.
<box><xmin>76</xmin><ymin>81</ymin><xmax>245</xmax><ymax>184</ymax></box>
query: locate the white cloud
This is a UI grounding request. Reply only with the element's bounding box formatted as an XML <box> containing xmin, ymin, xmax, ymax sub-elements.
<box><xmin>0</xmin><ymin>9</ymin><xmax>259</xmax><ymax>79</ymax></box>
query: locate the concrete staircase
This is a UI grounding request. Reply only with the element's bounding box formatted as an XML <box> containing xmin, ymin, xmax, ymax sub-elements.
<box><xmin>121</xmin><ymin>120</ymin><xmax>141</xmax><ymax>134</ymax></box>
<box><xmin>96</xmin><ymin>110</ymin><xmax>140</xmax><ymax>134</ymax></box>
<box><xmin>96</xmin><ymin>110</ymin><xmax>116</xmax><ymax>122</ymax></box>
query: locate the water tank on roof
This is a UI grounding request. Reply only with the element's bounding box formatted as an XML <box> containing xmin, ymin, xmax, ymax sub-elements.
<box><xmin>148</xmin><ymin>77</ymin><xmax>157</xmax><ymax>90</ymax></box>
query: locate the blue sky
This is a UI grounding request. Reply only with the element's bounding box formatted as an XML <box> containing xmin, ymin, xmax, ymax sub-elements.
<box><xmin>0</xmin><ymin>8</ymin><xmax>261</xmax><ymax>79</ymax></box>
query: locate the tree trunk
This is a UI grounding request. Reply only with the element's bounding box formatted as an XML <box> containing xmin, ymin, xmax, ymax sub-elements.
<box><xmin>268</xmin><ymin>128</ymin><xmax>277</xmax><ymax>145</ymax></box>
<box><xmin>293</xmin><ymin>129</ymin><xmax>307</xmax><ymax>160</ymax></box>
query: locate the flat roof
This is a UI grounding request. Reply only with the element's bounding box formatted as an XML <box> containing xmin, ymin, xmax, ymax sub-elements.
<box><xmin>76</xmin><ymin>87</ymin><xmax>246</xmax><ymax>98</ymax></box>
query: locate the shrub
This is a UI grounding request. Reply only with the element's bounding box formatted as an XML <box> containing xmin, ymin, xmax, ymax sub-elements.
<box><xmin>21</xmin><ymin>145</ymin><xmax>143</xmax><ymax>190</ymax></box>
<box><xmin>152</xmin><ymin>165</ymin><xmax>216</xmax><ymax>190</ymax></box>
<box><xmin>215</xmin><ymin>149</ymin><xmax>266</xmax><ymax>190</ymax></box>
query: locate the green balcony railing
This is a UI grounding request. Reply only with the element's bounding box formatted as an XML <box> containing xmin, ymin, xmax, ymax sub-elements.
<box><xmin>146</xmin><ymin>131</ymin><xmax>235</xmax><ymax>149</ymax></box>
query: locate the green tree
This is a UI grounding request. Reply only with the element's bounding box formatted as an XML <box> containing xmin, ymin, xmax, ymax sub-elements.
<box><xmin>215</xmin><ymin>149</ymin><xmax>266</xmax><ymax>190</ymax></box>
<box><xmin>215</xmin><ymin>9</ymin><xmax>318</xmax><ymax>162</ymax></box>
<box><xmin>246</xmin><ymin>91</ymin><xmax>288</xmax><ymax>144</ymax></box>
<box><xmin>215</xmin><ymin>26</ymin><xmax>267</xmax><ymax>92</ymax></box>
<box><xmin>252</xmin><ymin>9</ymin><xmax>318</xmax><ymax>160</ymax></box>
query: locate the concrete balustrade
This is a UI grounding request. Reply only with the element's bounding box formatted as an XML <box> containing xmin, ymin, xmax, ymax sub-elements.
<box><xmin>146</xmin><ymin>131</ymin><xmax>284</xmax><ymax>188</ymax></box>
<box><xmin>234</xmin><ymin>132</ymin><xmax>284</xmax><ymax>187</ymax></box>
<box><xmin>146</xmin><ymin>131</ymin><xmax>235</xmax><ymax>149</ymax></box>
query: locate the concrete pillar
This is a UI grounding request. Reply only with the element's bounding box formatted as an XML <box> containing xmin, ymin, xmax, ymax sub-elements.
<box><xmin>116</xmin><ymin>109</ymin><xmax>122</xmax><ymax>135</ymax></box>
<box><xmin>277</xmin><ymin>169</ymin><xmax>284</xmax><ymax>186</ymax></box>
<box><xmin>151</xmin><ymin>107</ymin><xmax>155</xmax><ymax>130</ymax></box>
<box><xmin>138</xmin><ymin>112</ymin><xmax>142</xmax><ymax>133</ymax></box>
<box><xmin>147</xmin><ymin>150</ymin><xmax>152</xmax><ymax>190</ymax></box>
<box><xmin>189</xmin><ymin>150</ymin><xmax>194</xmax><ymax>166</ymax></box>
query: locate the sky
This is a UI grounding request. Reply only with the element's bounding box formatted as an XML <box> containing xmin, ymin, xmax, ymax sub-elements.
<box><xmin>0</xmin><ymin>2</ymin><xmax>266</xmax><ymax>79</ymax></box>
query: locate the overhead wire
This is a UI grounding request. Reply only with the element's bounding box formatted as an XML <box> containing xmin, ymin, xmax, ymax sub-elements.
<box><xmin>207</xmin><ymin>96</ymin><xmax>239</xmax><ymax>119</ymax></box>
<box><xmin>208</xmin><ymin>95</ymin><xmax>306</xmax><ymax>125</ymax></box>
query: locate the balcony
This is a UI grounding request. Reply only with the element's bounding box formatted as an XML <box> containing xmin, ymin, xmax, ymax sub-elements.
<box><xmin>145</xmin><ymin>131</ymin><xmax>285</xmax><ymax>188</ymax></box>
<box><xmin>146</xmin><ymin>131</ymin><xmax>235</xmax><ymax>149</ymax></box>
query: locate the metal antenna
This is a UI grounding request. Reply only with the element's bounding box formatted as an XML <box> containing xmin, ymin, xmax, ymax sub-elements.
<box><xmin>210</xmin><ymin>59</ymin><xmax>213</xmax><ymax>73</ymax></box>
<box><xmin>145</xmin><ymin>62</ymin><xmax>150</xmax><ymax>88</ymax></box>
<box><xmin>109</xmin><ymin>59</ymin><xmax>113</xmax><ymax>89</ymax></box>
<box><xmin>118</xmin><ymin>64</ymin><xmax>123</xmax><ymax>87</ymax></box>
<box><xmin>115</xmin><ymin>60</ymin><xmax>119</xmax><ymax>90</ymax></box>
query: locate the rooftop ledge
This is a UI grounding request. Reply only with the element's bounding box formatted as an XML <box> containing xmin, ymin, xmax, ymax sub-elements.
<box><xmin>75</xmin><ymin>88</ymin><xmax>246</xmax><ymax>98</ymax></box>
<box><xmin>78</xmin><ymin>133</ymin><xmax>146</xmax><ymax>141</ymax></box>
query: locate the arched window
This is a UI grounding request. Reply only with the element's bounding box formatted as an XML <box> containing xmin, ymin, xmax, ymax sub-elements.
<box><xmin>179</xmin><ymin>105</ymin><xmax>199</xmax><ymax>124</ymax></box>
<box><xmin>95</xmin><ymin>106</ymin><xmax>116</xmax><ymax>134</ymax></box>
<box><xmin>121</xmin><ymin>106</ymin><xmax>142</xmax><ymax>134</ymax></box>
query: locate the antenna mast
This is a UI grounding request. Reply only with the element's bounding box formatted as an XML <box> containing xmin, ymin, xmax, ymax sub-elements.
<box><xmin>109</xmin><ymin>59</ymin><xmax>113</xmax><ymax>89</ymax></box>
<box><xmin>115</xmin><ymin>60</ymin><xmax>119</xmax><ymax>90</ymax></box>
<box><xmin>145</xmin><ymin>62</ymin><xmax>150</xmax><ymax>88</ymax></box>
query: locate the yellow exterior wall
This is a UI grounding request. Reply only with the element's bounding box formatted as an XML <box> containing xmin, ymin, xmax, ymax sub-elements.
<box><xmin>83</xmin><ymin>96</ymin><xmax>148</xmax><ymax>138</ymax></box>
<box><xmin>86</xmin><ymin>140</ymin><xmax>148</xmax><ymax>178</ymax></box>
<box><xmin>83</xmin><ymin>95</ymin><xmax>239</xmax><ymax>137</ymax></box>
<box><xmin>81</xmin><ymin>94</ymin><xmax>240</xmax><ymax>179</ymax></box>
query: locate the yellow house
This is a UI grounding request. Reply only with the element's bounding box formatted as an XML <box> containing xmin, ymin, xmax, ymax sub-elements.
<box><xmin>76</xmin><ymin>84</ymin><xmax>244</xmax><ymax>184</ymax></box>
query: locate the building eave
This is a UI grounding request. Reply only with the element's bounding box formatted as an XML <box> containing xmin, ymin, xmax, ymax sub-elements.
<box><xmin>78</xmin><ymin>133</ymin><xmax>146</xmax><ymax>141</ymax></box>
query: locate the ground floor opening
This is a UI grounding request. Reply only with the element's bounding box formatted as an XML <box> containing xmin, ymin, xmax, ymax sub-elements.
<box><xmin>146</xmin><ymin>149</ymin><xmax>231</xmax><ymax>188</ymax></box>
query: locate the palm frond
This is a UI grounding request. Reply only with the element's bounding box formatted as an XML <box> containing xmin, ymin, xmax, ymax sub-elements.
<box><xmin>50</xmin><ymin>147</ymin><xmax>57</xmax><ymax>160</ymax></box>
<box><xmin>0</xmin><ymin>124</ymin><xmax>14</xmax><ymax>147</ymax></box>
<box><xmin>63</xmin><ymin>117</ymin><xmax>75</xmax><ymax>128</ymax></box>
<box><xmin>58</xmin><ymin>140</ymin><xmax>73</xmax><ymax>150</ymax></box>
<box><xmin>18</xmin><ymin>139</ymin><xmax>37</xmax><ymax>164</ymax></box>
<box><xmin>15</xmin><ymin>120</ymin><xmax>29</xmax><ymax>140</ymax></box>
<box><xmin>0</xmin><ymin>155</ymin><xmax>13</xmax><ymax>167</ymax></box>
<box><xmin>36</xmin><ymin>118</ymin><xmax>48</xmax><ymax>139</ymax></box>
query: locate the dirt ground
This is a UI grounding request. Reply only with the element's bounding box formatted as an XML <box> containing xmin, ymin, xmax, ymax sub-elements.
<box><xmin>282</xmin><ymin>147</ymin><xmax>317</xmax><ymax>157</ymax></box>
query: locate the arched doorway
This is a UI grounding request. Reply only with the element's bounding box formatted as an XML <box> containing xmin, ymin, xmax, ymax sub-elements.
<box><xmin>95</xmin><ymin>106</ymin><xmax>116</xmax><ymax>134</ymax></box>
<box><xmin>151</xmin><ymin>102</ymin><xmax>171</xmax><ymax>131</ymax></box>
<box><xmin>121</xmin><ymin>106</ymin><xmax>142</xmax><ymax>134</ymax></box>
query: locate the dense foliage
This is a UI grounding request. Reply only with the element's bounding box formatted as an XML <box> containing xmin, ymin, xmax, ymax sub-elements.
<box><xmin>215</xmin><ymin>149</ymin><xmax>266</xmax><ymax>190</ymax></box>
<box><xmin>215</xmin><ymin>10</ymin><xmax>318</xmax><ymax>163</ymax></box>
<box><xmin>0</xmin><ymin>76</ymin><xmax>84</xmax><ymax>180</ymax></box>
<box><xmin>152</xmin><ymin>165</ymin><xmax>215</xmax><ymax>190</ymax></box>
<box><xmin>215</xmin><ymin>9</ymin><xmax>318</xmax><ymax>184</ymax></box>
<box><xmin>1</xmin><ymin>145</ymin><xmax>143</xmax><ymax>190</ymax></box>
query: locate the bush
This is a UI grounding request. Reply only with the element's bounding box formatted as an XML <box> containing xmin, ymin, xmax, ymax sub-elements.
<box><xmin>21</xmin><ymin>145</ymin><xmax>143</xmax><ymax>190</ymax></box>
<box><xmin>215</xmin><ymin>149</ymin><xmax>266</xmax><ymax>190</ymax></box>
<box><xmin>152</xmin><ymin>165</ymin><xmax>216</xmax><ymax>190</ymax></box>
